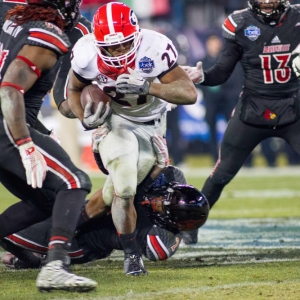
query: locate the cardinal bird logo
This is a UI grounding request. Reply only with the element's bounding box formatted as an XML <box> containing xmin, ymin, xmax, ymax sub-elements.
<box><xmin>263</xmin><ymin>109</ymin><xmax>277</xmax><ymax>120</ymax></box>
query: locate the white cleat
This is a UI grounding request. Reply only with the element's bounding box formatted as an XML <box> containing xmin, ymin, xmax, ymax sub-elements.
<box><xmin>36</xmin><ymin>260</ymin><xmax>97</xmax><ymax>292</ymax></box>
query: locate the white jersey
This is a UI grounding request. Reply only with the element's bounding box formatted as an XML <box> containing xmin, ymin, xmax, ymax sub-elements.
<box><xmin>71</xmin><ymin>28</ymin><xmax>178</xmax><ymax>122</ymax></box>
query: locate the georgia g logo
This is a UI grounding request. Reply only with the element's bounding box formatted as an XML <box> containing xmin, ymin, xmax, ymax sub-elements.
<box><xmin>130</xmin><ymin>10</ymin><xmax>138</xmax><ymax>26</ymax></box>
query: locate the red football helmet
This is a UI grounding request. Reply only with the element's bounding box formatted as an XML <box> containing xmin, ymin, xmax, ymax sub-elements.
<box><xmin>92</xmin><ymin>2</ymin><xmax>142</xmax><ymax>68</ymax></box>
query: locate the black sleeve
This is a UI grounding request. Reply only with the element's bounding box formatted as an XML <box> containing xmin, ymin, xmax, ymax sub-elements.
<box><xmin>202</xmin><ymin>39</ymin><xmax>243</xmax><ymax>86</ymax></box>
<box><xmin>34</xmin><ymin>118</ymin><xmax>52</xmax><ymax>135</ymax></box>
<box><xmin>93</xmin><ymin>152</ymin><xmax>109</xmax><ymax>175</ymax></box>
<box><xmin>73</xmin><ymin>70</ymin><xmax>93</xmax><ymax>84</ymax></box>
<box><xmin>144</xmin><ymin>225</ymin><xmax>182</xmax><ymax>261</ymax></box>
<box><xmin>158</xmin><ymin>62</ymin><xmax>178</xmax><ymax>80</ymax></box>
<box><xmin>52</xmin><ymin>53</ymin><xmax>70</xmax><ymax>109</ymax></box>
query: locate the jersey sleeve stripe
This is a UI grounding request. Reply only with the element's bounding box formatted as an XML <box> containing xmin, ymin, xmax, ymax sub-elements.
<box><xmin>28</xmin><ymin>37</ymin><xmax>66</xmax><ymax>54</ymax></box>
<box><xmin>148</xmin><ymin>235</ymin><xmax>169</xmax><ymax>261</ymax></box>
<box><xmin>222</xmin><ymin>16</ymin><xmax>236</xmax><ymax>36</ymax></box>
<box><xmin>29</xmin><ymin>29</ymin><xmax>69</xmax><ymax>54</ymax></box>
<box><xmin>75</xmin><ymin>23</ymin><xmax>90</xmax><ymax>35</ymax></box>
<box><xmin>68</xmin><ymin>249</ymin><xmax>84</xmax><ymax>258</ymax></box>
<box><xmin>3</xmin><ymin>0</ymin><xmax>27</xmax><ymax>3</ymax></box>
<box><xmin>5</xmin><ymin>234</ymin><xmax>48</xmax><ymax>253</ymax></box>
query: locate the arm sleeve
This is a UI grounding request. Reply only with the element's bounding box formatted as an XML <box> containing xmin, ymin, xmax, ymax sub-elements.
<box><xmin>52</xmin><ymin>54</ymin><xmax>70</xmax><ymax>108</ymax></box>
<box><xmin>202</xmin><ymin>39</ymin><xmax>243</xmax><ymax>86</ymax></box>
<box><xmin>34</xmin><ymin>118</ymin><xmax>52</xmax><ymax>135</ymax></box>
<box><xmin>144</xmin><ymin>225</ymin><xmax>182</xmax><ymax>261</ymax></box>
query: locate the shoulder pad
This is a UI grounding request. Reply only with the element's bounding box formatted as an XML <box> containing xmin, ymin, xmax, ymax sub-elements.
<box><xmin>222</xmin><ymin>9</ymin><xmax>250</xmax><ymax>40</ymax></box>
<box><xmin>71</xmin><ymin>34</ymin><xmax>95</xmax><ymax>70</ymax></box>
<box><xmin>26</xmin><ymin>21</ymin><xmax>70</xmax><ymax>55</ymax></box>
<box><xmin>69</xmin><ymin>16</ymin><xmax>92</xmax><ymax>43</ymax></box>
<box><xmin>139</xmin><ymin>29</ymin><xmax>178</xmax><ymax>70</ymax></box>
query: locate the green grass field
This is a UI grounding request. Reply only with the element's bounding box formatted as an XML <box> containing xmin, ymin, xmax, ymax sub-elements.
<box><xmin>1</xmin><ymin>166</ymin><xmax>300</xmax><ymax>299</ymax></box>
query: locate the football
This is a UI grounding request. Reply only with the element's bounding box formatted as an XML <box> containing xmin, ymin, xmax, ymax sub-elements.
<box><xmin>80</xmin><ymin>84</ymin><xmax>111</xmax><ymax>114</ymax></box>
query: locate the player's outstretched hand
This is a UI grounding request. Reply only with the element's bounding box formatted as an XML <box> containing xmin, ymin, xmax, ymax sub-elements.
<box><xmin>181</xmin><ymin>61</ymin><xmax>204</xmax><ymax>84</ymax></box>
<box><xmin>92</xmin><ymin>123</ymin><xmax>110</xmax><ymax>153</ymax></box>
<box><xmin>152</xmin><ymin>135</ymin><xmax>170</xmax><ymax>169</ymax></box>
<box><xmin>116</xmin><ymin>68</ymin><xmax>150</xmax><ymax>95</ymax></box>
<box><xmin>82</xmin><ymin>100</ymin><xmax>111</xmax><ymax>130</ymax></box>
<box><xmin>292</xmin><ymin>55</ymin><xmax>300</xmax><ymax>78</ymax></box>
<box><xmin>17</xmin><ymin>138</ymin><xmax>47</xmax><ymax>188</ymax></box>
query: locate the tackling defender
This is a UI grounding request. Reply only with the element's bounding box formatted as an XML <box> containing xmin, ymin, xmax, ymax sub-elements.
<box><xmin>1</xmin><ymin>166</ymin><xmax>209</xmax><ymax>269</ymax></box>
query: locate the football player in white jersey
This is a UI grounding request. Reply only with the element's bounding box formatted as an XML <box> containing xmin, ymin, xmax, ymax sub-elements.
<box><xmin>67</xmin><ymin>2</ymin><xmax>197</xmax><ymax>276</ymax></box>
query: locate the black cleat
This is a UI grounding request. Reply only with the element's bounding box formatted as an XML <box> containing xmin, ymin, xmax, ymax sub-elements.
<box><xmin>124</xmin><ymin>254</ymin><xmax>148</xmax><ymax>276</ymax></box>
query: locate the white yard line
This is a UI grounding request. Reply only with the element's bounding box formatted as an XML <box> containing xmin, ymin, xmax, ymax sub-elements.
<box><xmin>87</xmin><ymin>166</ymin><xmax>300</xmax><ymax>178</ymax></box>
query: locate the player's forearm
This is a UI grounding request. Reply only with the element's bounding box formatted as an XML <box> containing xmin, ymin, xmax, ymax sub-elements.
<box><xmin>202</xmin><ymin>40</ymin><xmax>242</xmax><ymax>86</ymax></box>
<box><xmin>67</xmin><ymin>71</ymin><xmax>86</xmax><ymax>120</ymax></box>
<box><xmin>149</xmin><ymin>79</ymin><xmax>197</xmax><ymax>105</ymax></box>
<box><xmin>68</xmin><ymin>91</ymin><xmax>84</xmax><ymax>121</ymax></box>
<box><xmin>0</xmin><ymin>88</ymin><xmax>30</xmax><ymax>140</ymax></box>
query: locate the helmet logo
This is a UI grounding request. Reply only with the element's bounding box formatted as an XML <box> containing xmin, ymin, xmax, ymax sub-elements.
<box><xmin>244</xmin><ymin>25</ymin><xmax>261</xmax><ymax>41</ymax></box>
<box><xmin>130</xmin><ymin>10</ymin><xmax>138</xmax><ymax>26</ymax></box>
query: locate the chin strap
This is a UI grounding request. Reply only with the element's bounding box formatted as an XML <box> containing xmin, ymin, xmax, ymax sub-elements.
<box><xmin>96</xmin><ymin>54</ymin><xmax>135</xmax><ymax>80</ymax></box>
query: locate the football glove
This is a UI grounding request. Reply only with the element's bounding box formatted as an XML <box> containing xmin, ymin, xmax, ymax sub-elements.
<box><xmin>82</xmin><ymin>100</ymin><xmax>112</xmax><ymax>130</ymax></box>
<box><xmin>292</xmin><ymin>55</ymin><xmax>300</xmax><ymax>78</ymax></box>
<box><xmin>115</xmin><ymin>68</ymin><xmax>150</xmax><ymax>95</ymax></box>
<box><xmin>91</xmin><ymin>123</ymin><xmax>110</xmax><ymax>153</ymax></box>
<box><xmin>152</xmin><ymin>135</ymin><xmax>170</xmax><ymax>169</ymax></box>
<box><xmin>18</xmin><ymin>139</ymin><xmax>47</xmax><ymax>188</ymax></box>
<box><xmin>181</xmin><ymin>61</ymin><xmax>204</xmax><ymax>84</ymax></box>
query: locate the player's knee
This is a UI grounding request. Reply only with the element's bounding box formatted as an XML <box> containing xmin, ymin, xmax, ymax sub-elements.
<box><xmin>76</xmin><ymin>170</ymin><xmax>92</xmax><ymax>191</ymax></box>
<box><xmin>115</xmin><ymin>186</ymin><xmax>135</xmax><ymax>201</ymax></box>
<box><xmin>58</xmin><ymin>169</ymin><xmax>92</xmax><ymax>192</ymax></box>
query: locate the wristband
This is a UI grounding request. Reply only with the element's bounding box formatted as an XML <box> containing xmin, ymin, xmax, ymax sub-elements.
<box><xmin>16</xmin><ymin>137</ymin><xmax>32</xmax><ymax>146</ymax></box>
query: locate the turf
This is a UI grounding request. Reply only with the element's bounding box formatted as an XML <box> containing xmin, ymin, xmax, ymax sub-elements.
<box><xmin>0</xmin><ymin>168</ymin><xmax>300</xmax><ymax>299</ymax></box>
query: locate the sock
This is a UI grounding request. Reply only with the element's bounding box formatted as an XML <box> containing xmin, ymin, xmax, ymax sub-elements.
<box><xmin>119</xmin><ymin>230</ymin><xmax>140</xmax><ymax>255</ymax></box>
<box><xmin>76</xmin><ymin>204</ymin><xmax>90</xmax><ymax>229</ymax></box>
<box><xmin>47</xmin><ymin>227</ymin><xmax>73</xmax><ymax>265</ymax></box>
